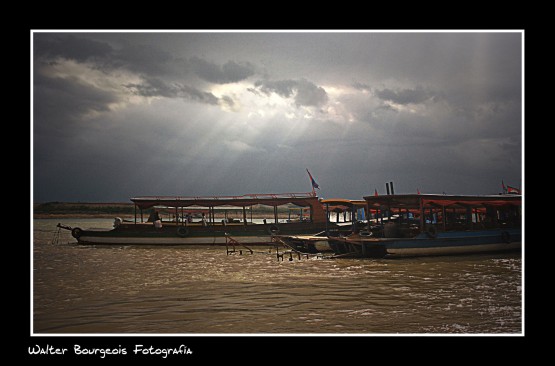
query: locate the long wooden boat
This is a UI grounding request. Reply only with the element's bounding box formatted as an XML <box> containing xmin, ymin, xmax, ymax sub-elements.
<box><xmin>328</xmin><ymin>194</ymin><xmax>522</xmax><ymax>258</ymax></box>
<box><xmin>61</xmin><ymin>192</ymin><xmax>334</xmax><ymax>246</ymax></box>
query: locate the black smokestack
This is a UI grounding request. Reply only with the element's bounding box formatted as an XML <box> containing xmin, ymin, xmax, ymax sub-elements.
<box><xmin>386</xmin><ymin>182</ymin><xmax>390</xmax><ymax>195</ymax></box>
<box><xmin>390</xmin><ymin>181</ymin><xmax>395</xmax><ymax>195</ymax></box>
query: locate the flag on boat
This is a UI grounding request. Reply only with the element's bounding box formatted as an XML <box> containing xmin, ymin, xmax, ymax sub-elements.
<box><xmin>306</xmin><ymin>169</ymin><xmax>320</xmax><ymax>190</ymax></box>
<box><xmin>502</xmin><ymin>180</ymin><xmax>520</xmax><ymax>194</ymax></box>
<box><xmin>374</xmin><ymin>189</ymin><xmax>378</xmax><ymax>197</ymax></box>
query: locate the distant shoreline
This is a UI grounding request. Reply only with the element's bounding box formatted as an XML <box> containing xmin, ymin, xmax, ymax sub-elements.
<box><xmin>33</xmin><ymin>213</ymin><xmax>134</xmax><ymax>219</ymax></box>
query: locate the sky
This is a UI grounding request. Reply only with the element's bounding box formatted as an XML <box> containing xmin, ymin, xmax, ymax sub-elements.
<box><xmin>32</xmin><ymin>31</ymin><xmax>523</xmax><ymax>202</ymax></box>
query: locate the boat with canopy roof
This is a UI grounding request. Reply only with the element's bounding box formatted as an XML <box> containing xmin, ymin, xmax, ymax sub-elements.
<box><xmin>327</xmin><ymin>193</ymin><xmax>522</xmax><ymax>258</ymax></box>
<box><xmin>61</xmin><ymin>192</ymin><xmax>335</xmax><ymax>245</ymax></box>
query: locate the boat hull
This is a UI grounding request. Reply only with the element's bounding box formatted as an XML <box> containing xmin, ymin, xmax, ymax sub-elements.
<box><xmin>77</xmin><ymin>235</ymin><xmax>273</xmax><ymax>246</ymax></box>
<box><xmin>277</xmin><ymin>235</ymin><xmax>332</xmax><ymax>253</ymax></box>
<box><xmin>328</xmin><ymin>228</ymin><xmax>522</xmax><ymax>258</ymax></box>
<box><xmin>72</xmin><ymin>222</ymin><xmax>329</xmax><ymax>246</ymax></box>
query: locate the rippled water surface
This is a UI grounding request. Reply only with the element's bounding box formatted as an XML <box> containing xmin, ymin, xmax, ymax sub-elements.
<box><xmin>33</xmin><ymin>219</ymin><xmax>522</xmax><ymax>334</ymax></box>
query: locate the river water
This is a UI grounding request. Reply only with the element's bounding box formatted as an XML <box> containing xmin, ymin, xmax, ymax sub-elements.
<box><xmin>33</xmin><ymin>219</ymin><xmax>522</xmax><ymax>334</ymax></box>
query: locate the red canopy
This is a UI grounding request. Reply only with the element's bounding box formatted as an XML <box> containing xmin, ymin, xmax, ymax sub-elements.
<box><xmin>363</xmin><ymin>194</ymin><xmax>521</xmax><ymax>209</ymax></box>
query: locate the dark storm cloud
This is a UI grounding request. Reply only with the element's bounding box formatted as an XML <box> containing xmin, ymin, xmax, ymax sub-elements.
<box><xmin>114</xmin><ymin>43</ymin><xmax>176</xmax><ymax>76</ymax></box>
<box><xmin>124</xmin><ymin>77</ymin><xmax>219</xmax><ymax>105</ymax></box>
<box><xmin>32</xmin><ymin>32</ymin><xmax>522</xmax><ymax>202</ymax></box>
<box><xmin>352</xmin><ymin>82</ymin><xmax>370</xmax><ymax>91</ymax></box>
<box><xmin>33</xmin><ymin>34</ymin><xmax>175</xmax><ymax>77</ymax></box>
<box><xmin>34</xmin><ymin>35</ymin><xmax>246</xmax><ymax>109</ymax></box>
<box><xmin>180</xmin><ymin>84</ymin><xmax>219</xmax><ymax>105</ymax></box>
<box><xmin>374</xmin><ymin>86</ymin><xmax>436</xmax><ymax>105</ymax></box>
<box><xmin>34</xmin><ymin>34</ymin><xmax>113</xmax><ymax>61</ymax></box>
<box><xmin>255</xmin><ymin>79</ymin><xmax>297</xmax><ymax>97</ymax></box>
<box><xmin>254</xmin><ymin>79</ymin><xmax>328</xmax><ymax>107</ymax></box>
<box><xmin>35</xmin><ymin>35</ymin><xmax>255</xmax><ymax>83</ymax></box>
<box><xmin>124</xmin><ymin>77</ymin><xmax>177</xmax><ymax>98</ymax></box>
<box><xmin>246</xmin><ymin>87</ymin><xmax>262</xmax><ymax>96</ymax></box>
<box><xmin>34</xmin><ymin>72</ymin><xmax>117</xmax><ymax>126</ymax></box>
<box><xmin>294</xmin><ymin>80</ymin><xmax>328</xmax><ymax>107</ymax></box>
<box><xmin>220</xmin><ymin>95</ymin><xmax>235</xmax><ymax>108</ymax></box>
<box><xmin>190</xmin><ymin>57</ymin><xmax>255</xmax><ymax>84</ymax></box>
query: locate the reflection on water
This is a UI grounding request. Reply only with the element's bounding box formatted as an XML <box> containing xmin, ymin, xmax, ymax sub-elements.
<box><xmin>33</xmin><ymin>219</ymin><xmax>522</xmax><ymax>334</ymax></box>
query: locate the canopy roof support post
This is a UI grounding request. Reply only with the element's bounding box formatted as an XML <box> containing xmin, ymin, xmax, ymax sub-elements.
<box><xmin>140</xmin><ymin>208</ymin><xmax>143</xmax><ymax>223</ymax></box>
<box><xmin>466</xmin><ymin>206</ymin><xmax>472</xmax><ymax>230</ymax></box>
<box><xmin>274</xmin><ymin>206</ymin><xmax>278</xmax><ymax>224</ymax></box>
<box><xmin>366</xmin><ymin>205</ymin><xmax>370</xmax><ymax>230</ymax></box>
<box><xmin>365</xmin><ymin>204</ymin><xmax>370</xmax><ymax>231</ymax></box>
<box><xmin>325</xmin><ymin>203</ymin><xmax>329</xmax><ymax>235</ymax></box>
<box><xmin>134</xmin><ymin>204</ymin><xmax>137</xmax><ymax>225</ymax></box>
<box><xmin>442</xmin><ymin>206</ymin><xmax>446</xmax><ymax>231</ymax></box>
<box><xmin>419</xmin><ymin>198</ymin><xmax>424</xmax><ymax>233</ymax></box>
<box><xmin>243</xmin><ymin>206</ymin><xmax>247</xmax><ymax>226</ymax></box>
<box><xmin>351</xmin><ymin>206</ymin><xmax>356</xmax><ymax>233</ymax></box>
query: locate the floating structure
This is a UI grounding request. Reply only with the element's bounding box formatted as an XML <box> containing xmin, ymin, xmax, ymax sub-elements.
<box><xmin>277</xmin><ymin>198</ymin><xmax>368</xmax><ymax>253</ymax></box>
<box><xmin>61</xmin><ymin>192</ymin><xmax>335</xmax><ymax>245</ymax></box>
<box><xmin>328</xmin><ymin>194</ymin><xmax>522</xmax><ymax>258</ymax></box>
